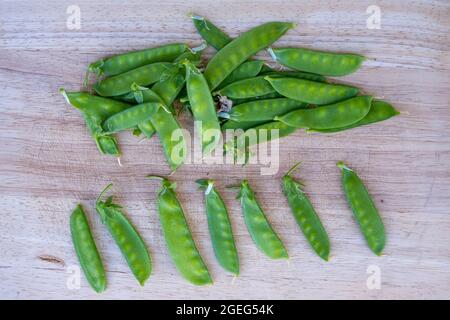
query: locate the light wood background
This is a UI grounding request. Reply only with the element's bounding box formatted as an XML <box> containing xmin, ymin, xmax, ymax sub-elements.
<box><xmin>1</xmin><ymin>0</ymin><xmax>449</xmax><ymax>300</ymax></box>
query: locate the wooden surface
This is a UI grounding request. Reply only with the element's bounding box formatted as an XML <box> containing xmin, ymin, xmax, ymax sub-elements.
<box><xmin>1</xmin><ymin>0</ymin><xmax>449</xmax><ymax>300</ymax></box>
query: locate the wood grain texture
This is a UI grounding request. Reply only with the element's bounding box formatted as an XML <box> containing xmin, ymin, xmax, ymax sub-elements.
<box><xmin>0</xmin><ymin>0</ymin><xmax>449</xmax><ymax>300</ymax></box>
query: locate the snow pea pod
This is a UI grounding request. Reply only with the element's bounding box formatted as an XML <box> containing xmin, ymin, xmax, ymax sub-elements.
<box><xmin>70</xmin><ymin>204</ymin><xmax>106</xmax><ymax>293</ymax></box>
<box><xmin>307</xmin><ymin>100</ymin><xmax>399</xmax><ymax>133</ymax></box>
<box><xmin>102</xmin><ymin>102</ymin><xmax>164</xmax><ymax>133</ymax></box>
<box><xmin>221</xmin><ymin>98</ymin><xmax>308</xmax><ymax>122</ymax></box>
<box><xmin>236</xmin><ymin>180</ymin><xmax>288</xmax><ymax>259</ymax></box>
<box><xmin>94</xmin><ymin>62</ymin><xmax>172</xmax><ymax>97</ymax></box>
<box><xmin>184</xmin><ymin>60</ymin><xmax>221</xmax><ymax>154</ymax></box>
<box><xmin>87</xmin><ymin>43</ymin><xmax>188</xmax><ymax>77</ymax></box>
<box><xmin>204</xmin><ymin>22</ymin><xmax>294</xmax><ymax>90</ymax></box>
<box><xmin>337</xmin><ymin>162</ymin><xmax>386</xmax><ymax>256</ymax></box>
<box><xmin>197</xmin><ymin>179</ymin><xmax>239</xmax><ymax>275</ymax></box>
<box><xmin>149</xmin><ymin>176</ymin><xmax>212</xmax><ymax>286</ymax></box>
<box><xmin>221</xmin><ymin>119</ymin><xmax>267</xmax><ymax>131</ymax></box>
<box><xmin>129</xmin><ymin>83</ymin><xmax>162</xmax><ymax>138</ymax></box>
<box><xmin>190</xmin><ymin>14</ymin><xmax>232</xmax><ymax>50</ymax></box>
<box><xmin>231</xmin><ymin>91</ymin><xmax>282</xmax><ymax>105</ymax></box>
<box><xmin>130</xmin><ymin>83</ymin><xmax>187</xmax><ymax>171</ymax></box>
<box><xmin>215</xmin><ymin>76</ymin><xmax>275</xmax><ymax>100</ymax></box>
<box><xmin>265</xmin><ymin>76</ymin><xmax>359</xmax><ymax>105</ymax></box>
<box><xmin>95</xmin><ymin>184</ymin><xmax>152</xmax><ymax>285</ymax></box>
<box><xmin>218</xmin><ymin>61</ymin><xmax>265</xmax><ymax>89</ymax></box>
<box><xmin>275</xmin><ymin>96</ymin><xmax>372</xmax><ymax>130</ymax></box>
<box><xmin>282</xmin><ymin>162</ymin><xmax>330</xmax><ymax>261</ymax></box>
<box><xmin>224</xmin><ymin>120</ymin><xmax>297</xmax><ymax>156</ymax></box>
<box><xmin>269</xmin><ymin>47</ymin><xmax>365</xmax><ymax>77</ymax></box>
<box><xmin>83</xmin><ymin>113</ymin><xmax>121</xmax><ymax>156</ymax></box>
<box><xmin>60</xmin><ymin>89</ymin><xmax>131</xmax><ymax>156</ymax></box>
<box><xmin>262</xmin><ymin>70</ymin><xmax>327</xmax><ymax>83</ymax></box>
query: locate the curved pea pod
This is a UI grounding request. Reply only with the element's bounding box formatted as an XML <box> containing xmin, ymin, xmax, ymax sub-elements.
<box><xmin>215</xmin><ymin>76</ymin><xmax>275</xmax><ymax>100</ymax></box>
<box><xmin>282</xmin><ymin>163</ymin><xmax>330</xmax><ymax>261</ymax></box>
<box><xmin>275</xmin><ymin>96</ymin><xmax>372</xmax><ymax>130</ymax></box>
<box><xmin>151</xmin><ymin>70</ymin><xmax>186</xmax><ymax>111</ymax></box>
<box><xmin>93</xmin><ymin>62</ymin><xmax>172</xmax><ymax>97</ymax></box>
<box><xmin>197</xmin><ymin>179</ymin><xmax>239</xmax><ymax>275</ymax></box>
<box><xmin>70</xmin><ymin>204</ymin><xmax>106</xmax><ymax>293</ymax></box>
<box><xmin>337</xmin><ymin>162</ymin><xmax>386</xmax><ymax>256</ymax></box>
<box><xmin>307</xmin><ymin>100</ymin><xmax>399</xmax><ymax>134</ymax></box>
<box><xmin>95</xmin><ymin>184</ymin><xmax>152</xmax><ymax>285</ymax></box>
<box><xmin>204</xmin><ymin>22</ymin><xmax>295</xmax><ymax>90</ymax></box>
<box><xmin>262</xmin><ymin>70</ymin><xmax>327</xmax><ymax>83</ymax></box>
<box><xmin>265</xmin><ymin>76</ymin><xmax>359</xmax><ymax>105</ymax></box>
<box><xmin>184</xmin><ymin>60</ymin><xmax>221</xmax><ymax>155</ymax></box>
<box><xmin>190</xmin><ymin>14</ymin><xmax>232</xmax><ymax>50</ymax></box>
<box><xmin>87</xmin><ymin>43</ymin><xmax>188</xmax><ymax>77</ymax></box>
<box><xmin>269</xmin><ymin>47</ymin><xmax>365</xmax><ymax>77</ymax></box>
<box><xmin>149</xmin><ymin>176</ymin><xmax>212</xmax><ymax>286</ymax></box>
<box><xmin>221</xmin><ymin>98</ymin><xmax>308</xmax><ymax>122</ymax></box>
<box><xmin>102</xmin><ymin>102</ymin><xmax>164</xmax><ymax>133</ymax></box>
<box><xmin>218</xmin><ymin>61</ymin><xmax>266</xmax><ymax>89</ymax></box>
<box><xmin>236</xmin><ymin>180</ymin><xmax>288</xmax><ymax>259</ymax></box>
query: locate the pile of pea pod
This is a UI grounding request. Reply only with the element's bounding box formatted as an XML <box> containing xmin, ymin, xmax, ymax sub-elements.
<box><xmin>63</xmin><ymin>14</ymin><xmax>394</xmax><ymax>292</ymax></box>
<box><xmin>61</xmin><ymin>14</ymin><xmax>399</xmax><ymax>170</ymax></box>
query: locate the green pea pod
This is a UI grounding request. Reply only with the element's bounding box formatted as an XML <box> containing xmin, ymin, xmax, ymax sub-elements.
<box><xmin>337</xmin><ymin>162</ymin><xmax>386</xmax><ymax>256</ymax></box>
<box><xmin>112</xmin><ymin>92</ymin><xmax>138</xmax><ymax>104</ymax></box>
<box><xmin>95</xmin><ymin>184</ymin><xmax>152</xmax><ymax>285</ymax></box>
<box><xmin>87</xmin><ymin>43</ymin><xmax>188</xmax><ymax>78</ymax></box>
<box><xmin>102</xmin><ymin>102</ymin><xmax>164</xmax><ymax>133</ymax></box>
<box><xmin>190</xmin><ymin>14</ymin><xmax>232</xmax><ymax>50</ymax></box>
<box><xmin>150</xmin><ymin>107</ymin><xmax>187</xmax><ymax>171</ymax></box>
<box><xmin>218</xmin><ymin>61</ymin><xmax>265</xmax><ymax>89</ymax></box>
<box><xmin>236</xmin><ymin>180</ymin><xmax>288</xmax><ymax>259</ymax></box>
<box><xmin>184</xmin><ymin>60</ymin><xmax>221</xmax><ymax>155</ymax></box>
<box><xmin>265</xmin><ymin>76</ymin><xmax>359</xmax><ymax>105</ymax></box>
<box><xmin>130</xmin><ymin>83</ymin><xmax>187</xmax><ymax>171</ymax></box>
<box><xmin>93</xmin><ymin>62</ymin><xmax>172</xmax><ymax>97</ymax></box>
<box><xmin>262</xmin><ymin>71</ymin><xmax>327</xmax><ymax>83</ymax></box>
<box><xmin>129</xmin><ymin>83</ymin><xmax>163</xmax><ymax>138</ymax></box>
<box><xmin>149</xmin><ymin>176</ymin><xmax>212</xmax><ymax>286</ymax></box>
<box><xmin>307</xmin><ymin>100</ymin><xmax>399</xmax><ymax>134</ymax></box>
<box><xmin>215</xmin><ymin>76</ymin><xmax>275</xmax><ymax>100</ymax></box>
<box><xmin>231</xmin><ymin>92</ymin><xmax>282</xmax><ymax>105</ymax></box>
<box><xmin>282</xmin><ymin>163</ymin><xmax>330</xmax><ymax>261</ymax></box>
<box><xmin>70</xmin><ymin>204</ymin><xmax>106</xmax><ymax>293</ymax></box>
<box><xmin>152</xmin><ymin>71</ymin><xmax>186</xmax><ymax>110</ymax></box>
<box><xmin>204</xmin><ymin>22</ymin><xmax>295</xmax><ymax>90</ymax></box>
<box><xmin>275</xmin><ymin>96</ymin><xmax>372</xmax><ymax>130</ymax></box>
<box><xmin>61</xmin><ymin>89</ymin><xmax>131</xmax><ymax>156</ymax></box>
<box><xmin>224</xmin><ymin>120</ymin><xmax>297</xmax><ymax>159</ymax></box>
<box><xmin>222</xmin><ymin>119</ymin><xmax>268</xmax><ymax>131</ymax></box>
<box><xmin>83</xmin><ymin>113</ymin><xmax>121</xmax><ymax>156</ymax></box>
<box><xmin>269</xmin><ymin>47</ymin><xmax>365</xmax><ymax>77</ymax></box>
<box><xmin>221</xmin><ymin>98</ymin><xmax>308</xmax><ymax>122</ymax></box>
<box><xmin>197</xmin><ymin>179</ymin><xmax>239</xmax><ymax>275</ymax></box>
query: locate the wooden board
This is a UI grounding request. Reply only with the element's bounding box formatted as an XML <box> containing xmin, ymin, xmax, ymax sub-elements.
<box><xmin>0</xmin><ymin>0</ymin><xmax>449</xmax><ymax>299</ymax></box>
